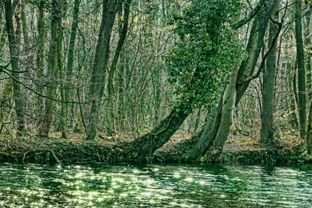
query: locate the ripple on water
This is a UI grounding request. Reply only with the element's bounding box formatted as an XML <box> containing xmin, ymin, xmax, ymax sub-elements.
<box><xmin>0</xmin><ymin>163</ymin><xmax>312</xmax><ymax>207</ymax></box>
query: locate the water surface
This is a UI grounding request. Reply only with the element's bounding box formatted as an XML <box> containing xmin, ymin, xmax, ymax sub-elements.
<box><xmin>0</xmin><ymin>163</ymin><xmax>312</xmax><ymax>207</ymax></box>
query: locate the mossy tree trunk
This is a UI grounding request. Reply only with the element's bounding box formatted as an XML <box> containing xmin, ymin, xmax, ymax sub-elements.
<box><xmin>65</xmin><ymin>0</ymin><xmax>80</xmax><ymax>132</ymax></box>
<box><xmin>203</xmin><ymin>64</ymin><xmax>239</xmax><ymax>160</ymax></box>
<box><xmin>187</xmin><ymin>0</ymin><xmax>278</xmax><ymax>160</ymax></box>
<box><xmin>121</xmin><ymin>104</ymin><xmax>191</xmax><ymax>161</ymax></box>
<box><xmin>57</xmin><ymin>4</ymin><xmax>66</xmax><ymax>138</ymax></box>
<box><xmin>106</xmin><ymin>0</ymin><xmax>131</xmax><ymax>136</ymax></box>
<box><xmin>306</xmin><ymin>101</ymin><xmax>312</xmax><ymax>155</ymax></box>
<box><xmin>36</xmin><ymin>0</ymin><xmax>45</xmax><ymax>128</ymax></box>
<box><xmin>38</xmin><ymin>0</ymin><xmax>62</xmax><ymax>137</ymax></box>
<box><xmin>295</xmin><ymin>0</ymin><xmax>307</xmax><ymax>139</ymax></box>
<box><xmin>305</xmin><ymin>4</ymin><xmax>312</xmax><ymax>97</ymax></box>
<box><xmin>86</xmin><ymin>0</ymin><xmax>120</xmax><ymax>139</ymax></box>
<box><xmin>260</xmin><ymin>0</ymin><xmax>279</xmax><ymax>146</ymax></box>
<box><xmin>0</xmin><ymin>80</ymin><xmax>13</xmax><ymax>133</ymax></box>
<box><xmin>4</xmin><ymin>0</ymin><xmax>25</xmax><ymax>136</ymax></box>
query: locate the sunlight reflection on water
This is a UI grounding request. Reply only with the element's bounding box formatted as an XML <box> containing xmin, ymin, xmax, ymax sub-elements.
<box><xmin>0</xmin><ymin>163</ymin><xmax>311</xmax><ymax>207</ymax></box>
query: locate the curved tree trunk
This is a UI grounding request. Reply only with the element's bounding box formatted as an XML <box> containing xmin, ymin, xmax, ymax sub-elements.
<box><xmin>186</xmin><ymin>0</ymin><xmax>278</xmax><ymax>160</ymax></box>
<box><xmin>203</xmin><ymin>64</ymin><xmax>239</xmax><ymax>160</ymax></box>
<box><xmin>120</xmin><ymin>103</ymin><xmax>191</xmax><ymax>162</ymax></box>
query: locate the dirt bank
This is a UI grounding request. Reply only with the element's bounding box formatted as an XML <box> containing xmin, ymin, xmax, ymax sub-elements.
<box><xmin>0</xmin><ymin>133</ymin><xmax>305</xmax><ymax>165</ymax></box>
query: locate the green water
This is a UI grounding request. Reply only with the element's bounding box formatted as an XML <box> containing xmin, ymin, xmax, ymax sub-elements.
<box><xmin>0</xmin><ymin>163</ymin><xmax>312</xmax><ymax>208</ymax></box>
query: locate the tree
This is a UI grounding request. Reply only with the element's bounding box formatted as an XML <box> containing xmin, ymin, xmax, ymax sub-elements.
<box><xmin>260</xmin><ymin>0</ymin><xmax>280</xmax><ymax>145</ymax></box>
<box><xmin>106</xmin><ymin>0</ymin><xmax>132</xmax><ymax>135</ymax></box>
<box><xmin>187</xmin><ymin>0</ymin><xmax>280</xmax><ymax>161</ymax></box>
<box><xmin>36</xmin><ymin>0</ymin><xmax>46</xmax><ymax>128</ymax></box>
<box><xmin>38</xmin><ymin>0</ymin><xmax>63</xmax><ymax>137</ymax></box>
<box><xmin>121</xmin><ymin>0</ymin><xmax>243</xmax><ymax>161</ymax></box>
<box><xmin>64</xmin><ymin>0</ymin><xmax>80</xmax><ymax>133</ymax></box>
<box><xmin>86</xmin><ymin>0</ymin><xmax>120</xmax><ymax>139</ymax></box>
<box><xmin>306</xmin><ymin>101</ymin><xmax>312</xmax><ymax>156</ymax></box>
<box><xmin>4</xmin><ymin>0</ymin><xmax>25</xmax><ymax>136</ymax></box>
<box><xmin>295</xmin><ymin>0</ymin><xmax>307</xmax><ymax>139</ymax></box>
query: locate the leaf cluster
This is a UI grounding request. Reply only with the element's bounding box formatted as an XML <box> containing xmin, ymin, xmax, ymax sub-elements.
<box><xmin>167</xmin><ymin>0</ymin><xmax>244</xmax><ymax>109</ymax></box>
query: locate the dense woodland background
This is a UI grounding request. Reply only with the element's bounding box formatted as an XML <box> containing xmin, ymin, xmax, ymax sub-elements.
<box><xmin>1</xmin><ymin>0</ymin><xmax>312</xmax><ymax>161</ymax></box>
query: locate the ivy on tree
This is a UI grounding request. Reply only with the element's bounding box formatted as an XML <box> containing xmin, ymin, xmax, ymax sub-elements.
<box><xmin>167</xmin><ymin>0</ymin><xmax>244</xmax><ymax>110</ymax></box>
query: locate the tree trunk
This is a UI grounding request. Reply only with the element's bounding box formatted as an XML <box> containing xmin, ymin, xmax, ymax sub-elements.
<box><xmin>38</xmin><ymin>0</ymin><xmax>61</xmax><ymax>137</ymax></box>
<box><xmin>0</xmin><ymin>20</ymin><xmax>6</xmax><ymax>63</ymax></box>
<box><xmin>0</xmin><ymin>80</ymin><xmax>13</xmax><ymax>133</ymax></box>
<box><xmin>57</xmin><ymin>5</ymin><xmax>66</xmax><ymax>138</ymax></box>
<box><xmin>36</xmin><ymin>2</ymin><xmax>45</xmax><ymax>84</ymax></box>
<box><xmin>120</xmin><ymin>104</ymin><xmax>191</xmax><ymax>161</ymax></box>
<box><xmin>260</xmin><ymin>0</ymin><xmax>279</xmax><ymax>145</ymax></box>
<box><xmin>187</xmin><ymin>0</ymin><xmax>278</xmax><ymax>160</ymax></box>
<box><xmin>21</xmin><ymin>1</ymin><xmax>30</xmax><ymax>50</ymax></box>
<box><xmin>116</xmin><ymin>55</ymin><xmax>126</xmax><ymax>132</ymax></box>
<box><xmin>106</xmin><ymin>0</ymin><xmax>131</xmax><ymax>135</ymax></box>
<box><xmin>204</xmin><ymin>64</ymin><xmax>239</xmax><ymax>160</ymax></box>
<box><xmin>4</xmin><ymin>0</ymin><xmax>25</xmax><ymax>136</ymax></box>
<box><xmin>305</xmin><ymin>5</ymin><xmax>312</xmax><ymax>98</ymax></box>
<box><xmin>65</xmin><ymin>0</ymin><xmax>80</xmax><ymax>131</ymax></box>
<box><xmin>36</xmin><ymin>1</ymin><xmax>45</xmax><ymax>128</ymax></box>
<box><xmin>306</xmin><ymin>100</ymin><xmax>312</xmax><ymax>155</ymax></box>
<box><xmin>86</xmin><ymin>0</ymin><xmax>119</xmax><ymax>139</ymax></box>
<box><xmin>295</xmin><ymin>0</ymin><xmax>307</xmax><ymax>139</ymax></box>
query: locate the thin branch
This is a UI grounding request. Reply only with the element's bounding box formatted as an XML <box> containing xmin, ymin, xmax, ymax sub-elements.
<box><xmin>2</xmin><ymin>69</ymin><xmax>89</xmax><ymax>105</ymax></box>
<box><xmin>232</xmin><ymin>0</ymin><xmax>265</xmax><ymax>29</ymax></box>
<box><xmin>239</xmin><ymin>1</ymin><xmax>288</xmax><ymax>84</ymax></box>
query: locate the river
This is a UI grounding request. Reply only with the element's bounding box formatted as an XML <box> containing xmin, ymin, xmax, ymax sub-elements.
<box><xmin>0</xmin><ymin>163</ymin><xmax>311</xmax><ymax>207</ymax></box>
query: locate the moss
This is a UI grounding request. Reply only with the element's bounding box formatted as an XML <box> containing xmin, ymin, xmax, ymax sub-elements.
<box><xmin>298</xmin><ymin>153</ymin><xmax>312</xmax><ymax>163</ymax></box>
<box><xmin>0</xmin><ymin>136</ymin><xmax>117</xmax><ymax>164</ymax></box>
<box><xmin>0</xmin><ymin>135</ymin><xmax>307</xmax><ymax>165</ymax></box>
<box><xmin>219</xmin><ymin>145</ymin><xmax>304</xmax><ymax>165</ymax></box>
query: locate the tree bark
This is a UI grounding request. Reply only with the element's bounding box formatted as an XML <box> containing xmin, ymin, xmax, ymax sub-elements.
<box><xmin>4</xmin><ymin>0</ymin><xmax>25</xmax><ymax>136</ymax></box>
<box><xmin>64</xmin><ymin>0</ymin><xmax>80</xmax><ymax>131</ymax></box>
<box><xmin>260</xmin><ymin>0</ymin><xmax>279</xmax><ymax>145</ymax></box>
<box><xmin>306</xmin><ymin>100</ymin><xmax>312</xmax><ymax>154</ymax></box>
<box><xmin>295</xmin><ymin>0</ymin><xmax>307</xmax><ymax>139</ymax></box>
<box><xmin>57</xmin><ymin>3</ymin><xmax>66</xmax><ymax>138</ymax></box>
<box><xmin>305</xmin><ymin>4</ymin><xmax>311</xmax><ymax>97</ymax></box>
<box><xmin>203</xmin><ymin>64</ymin><xmax>239</xmax><ymax>160</ymax></box>
<box><xmin>106</xmin><ymin>0</ymin><xmax>131</xmax><ymax>135</ymax></box>
<box><xmin>36</xmin><ymin>0</ymin><xmax>45</xmax><ymax>128</ymax></box>
<box><xmin>187</xmin><ymin>0</ymin><xmax>278</xmax><ymax>160</ymax></box>
<box><xmin>36</xmin><ymin>1</ymin><xmax>45</xmax><ymax>81</ymax></box>
<box><xmin>86</xmin><ymin>0</ymin><xmax>119</xmax><ymax>139</ymax></box>
<box><xmin>120</xmin><ymin>103</ymin><xmax>191</xmax><ymax>162</ymax></box>
<box><xmin>38</xmin><ymin>0</ymin><xmax>61</xmax><ymax>137</ymax></box>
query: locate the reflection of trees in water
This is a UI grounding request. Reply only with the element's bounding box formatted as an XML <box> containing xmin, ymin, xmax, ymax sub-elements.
<box><xmin>0</xmin><ymin>163</ymin><xmax>312</xmax><ymax>207</ymax></box>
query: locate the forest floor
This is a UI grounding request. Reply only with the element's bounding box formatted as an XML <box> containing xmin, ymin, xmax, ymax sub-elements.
<box><xmin>0</xmin><ymin>131</ymin><xmax>305</xmax><ymax>165</ymax></box>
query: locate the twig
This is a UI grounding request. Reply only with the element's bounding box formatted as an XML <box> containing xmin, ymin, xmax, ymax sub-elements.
<box><xmin>51</xmin><ymin>150</ymin><xmax>62</xmax><ymax>164</ymax></box>
<box><xmin>22</xmin><ymin>150</ymin><xmax>30</xmax><ymax>163</ymax></box>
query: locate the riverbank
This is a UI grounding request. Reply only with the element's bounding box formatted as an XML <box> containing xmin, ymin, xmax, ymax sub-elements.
<box><xmin>0</xmin><ymin>133</ymin><xmax>306</xmax><ymax>165</ymax></box>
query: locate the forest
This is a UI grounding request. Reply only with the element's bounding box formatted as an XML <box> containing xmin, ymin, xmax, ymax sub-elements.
<box><xmin>0</xmin><ymin>0</ymin><xmax>312</xmax><ymax>162</ymax></box>
<box><xmin>2</xmin><ymin>0</ymin><xmax>312</xmax><ymax>207</ymax></box>
<box><xmin>0</xmin><ymin>0</ymin><xmax>312</xmax><ymax>164</ymax></box>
